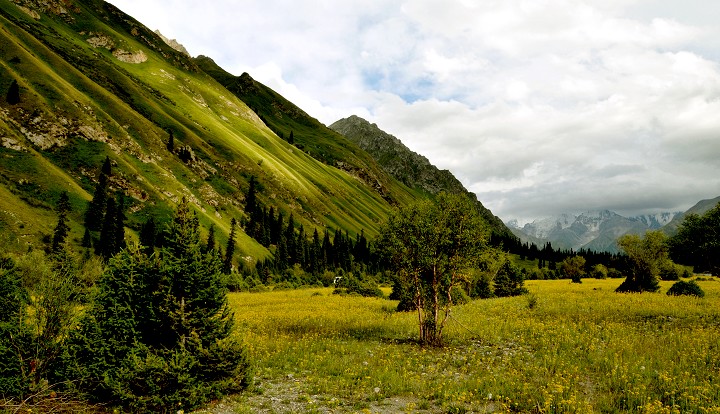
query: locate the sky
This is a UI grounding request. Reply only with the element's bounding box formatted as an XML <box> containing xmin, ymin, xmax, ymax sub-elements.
<box><xmin>107</xmin><ymin>0</ymin><xmax>720</xmax><ymax>224</ymax></box>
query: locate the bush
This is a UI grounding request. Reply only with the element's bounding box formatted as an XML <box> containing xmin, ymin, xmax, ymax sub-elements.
<box><xmin>667</xmin><ymin>280</ymin><xmax>705</xmax><ymax>298</ymax></box>
<box><xmin>659</xmin><ymin>260</ymin><xmax>685</xmax><ymax>281</ymax></box>
<box><xmin>494</xmin><ymin>261</ymin><xmax>528</xmax><ymax>297</ymax></box>
<box><xmin>607</xmin><ymin>268</ymin><xmax>623</xmax><ymax>279</ymax></box>
<box><xmin>333</xmin><ymin>274</ymin><xmax>383</xmax><ymax>298</ymax></box>
<box><xmin>590</xmin><ymin>264</ymin><xmax>608</xmax><ymax>279</ymax></box>
<box><xmin>470</xmin><ymin>272</ymin><xmax>495</xmax><ymax>299</ymax></box>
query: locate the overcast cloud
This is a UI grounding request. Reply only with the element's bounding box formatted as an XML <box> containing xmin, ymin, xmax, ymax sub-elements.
<box><xmin>108</xmin><ymin>0</ymin><xmax>720</xmax><ymax>223</ymax></box>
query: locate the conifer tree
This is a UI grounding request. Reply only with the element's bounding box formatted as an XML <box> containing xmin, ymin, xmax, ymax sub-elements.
<box><xmin>205</xmin><ymin>223</ymin><xmax>216</xmax><ymax>253</ymax></box>
<box><xmin>310</xmin><ymin>228</ymin><xmax>321</xmax><ymax>274</ymax></box>
<box><xmin>51</xmin><ymin>191</ymin><xmax>72</xmax><ymax>254</ymax></box>
<box><xmin>84</xmin><ymin>157</ymin><xmax>111</xmax><ymax>232</ymax></box>
<box><xmin>285</xmin><ymin>214</ymin><xmax>296</xmax><ymax>265</ymax></box>
<box><xmin>6</xmin><ymin>79</ymin><xmax>20</xmax><ymax>105</ymax></box>
<box><xmin>223</xmin><ymin>218</ymin><xmax>237</xmax><ymax>274</ymax></box>
<box><xmin>166</xmin><ymin>129</ymin><xmax>175</xmax><ymax>153</ymax></box>
<box><xmin>66</xmin><ymin>199</ymin><xmax>250</xmax><ymax>412</ymax></box>
<box><xmin>139</xmin><ymin>216</ymin><xmax>157</xmax><ymax>254</ymax></box>
<box><xmin>96</xmin><ymin>197</ymin><xmax>117</xmax><ymax>260</ymax></box>
<box><xmin>245</xmin><ymin>176</ymin><xmax>257</xmax><ymax>216</ymax></box>
<box><xmin>114</xmin><ymin>194</ymin><xmax>126</xmax><ymax>252</ymax></box>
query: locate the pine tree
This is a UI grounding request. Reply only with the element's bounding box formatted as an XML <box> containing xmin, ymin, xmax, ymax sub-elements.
<box><xmin>288</xmin><ymin>130</ymin><xmax>294</xmax><ymax>145</ymax></box>
<box><xmin>139</xmin><ymin>216</ymin><xmax>157</xmax><ymax>254</ymax></box>
<box><xmin>205</xmin><ymin>224</ymin><xmax>216</xmax><ymax>253</ymax></box>
<box><xmin>96</xmin><ymin>197</ymin><xmax>117</xmax><ymax>260</ymax></box>
<box><xmin>84</xmin><ymin>157</ymin><xmax>111</xmax><ymax>232</ymax></box>
<box><xmin>166</xmin><ymin>129</ymin><xmax>175</xmax><ymax>153</ymax></box>
<box><xmin>51</xmin><ymin>191</ymin><xmax>72</xmax><ymax>253</ymax></box>
<box><xmin>245</xmin><ymin>176</ymin><xmax>257</xmax><ymax>216</ymax></box>
<box><xmin>223</xmin><ymin>218</ymin><xmax>237</xmax><ymax>274</ymax></box>
<box><xmin>66</xmin><ymin>199</ymin><xmax>250</xmax><ymax>411</ymax></box>
<box><xmin>114</xmin><ymin>195</ymin><xmax>126</xmax><ymax>252</ymax></box>
<box><xmin>285</xmin><ymin>214</ymin><xmax>296</xmax><ymax>265</ymax></box>
<box><xmin>6</xmin><ymin>79</ymin><xmax>20</xmax><ymax>105</ymax></box>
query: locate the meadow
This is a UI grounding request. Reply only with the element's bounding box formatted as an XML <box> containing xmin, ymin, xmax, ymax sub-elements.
<box><xmin>203</xmin><ymin>278</ymin><xmax>720</xmax><ymax>413</ymax></box>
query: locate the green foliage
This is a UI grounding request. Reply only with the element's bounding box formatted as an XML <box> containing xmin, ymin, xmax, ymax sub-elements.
<box><xmin>377</xmin><ymin>193</ymin><xmax>489</xmax><ymax>345</ymax></box>
<box><xmin>589</xmin><ymin>264</ymin><xmax>608</xmax><ymax>279</ymax></box>
<box><xmin>65</xmin><ymin>199</ymin><xmax>251</xmax><ymax>412</ymax></box>
<box><xmin>666</xmin><ymin>280</ymin><xmax>705</xmax><ymax>298</ymax></box>
<box><xmin>560</xmin><ymin>256</ymin><xmax>586</xmax><ymax>283</ymax></box>
<box><xmin>0</xmin><ymin>250</ymin><xmax>86</xmax><ymax>400</ymax></box>
<box><xmin>0</xmin><ymin>256</ymin><xmax>27</xmax><ymax>398</ymax></box>
<box><xmin>333</xmin><ymin>274</ymin><xmax>383</xmax><ymax>298</ymax></box>
<box><xmin>51</xmin><ymin>191</ymin><xmax>71</xmax><ymax>254</ymax></box>
<box><xmin>658</xmin><ymin>260</ymin><xmax>689</xmax><ymax>281</ymax></box>
<box><xmin>493</xmin><ymin>260</ymin><xmax>528</xmax><ymax>297</ymax></box>
<box><xmin>616</xmin><ymin>231</ymin><xmax>666</xmax><ymax>293</ymax></box>
<box><xmin>669</xmin><ymin>203</ymin><xmax>720</xmax><ymax>274</ymax></box>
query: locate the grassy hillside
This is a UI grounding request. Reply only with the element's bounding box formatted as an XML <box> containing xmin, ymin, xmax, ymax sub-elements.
<box><xmin>0</xmin><ymin>0</ymin><xmax>424</xmax><ymax>259</ymax></box>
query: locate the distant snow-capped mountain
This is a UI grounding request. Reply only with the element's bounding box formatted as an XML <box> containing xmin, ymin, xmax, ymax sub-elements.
<box><xmin>507</xmin><ymin>210</ymin><xmax>681</xmax><ymax>253</ymax></box>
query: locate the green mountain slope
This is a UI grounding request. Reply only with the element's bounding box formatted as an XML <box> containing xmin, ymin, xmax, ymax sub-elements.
<box><xmin>663</xmin><ymin>195</ymin><xmax>720</xmax><ymax>235</ymax></box>
<box><xmin>0</xmin><ymin>0</ymin><xmax>423</xmax><ymax>257</ymax></box>
<box><xmin>193</xmin><ymin>56</ymin><xmax>418</xmax><ymax>207</ymax></box>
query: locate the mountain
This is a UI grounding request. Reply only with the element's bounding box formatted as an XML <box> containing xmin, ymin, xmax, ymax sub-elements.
<box><xmin>0</xmin><ymin>0</ymin><xmax>436</xmax><ymax>257</ymax></box>
<box><xmin>0</xmin><ymin>0</ymin><xmax>512</xmax><ymax>261</ymax></box>
<box><xmin>328</xmin><ymin>115</ymin><xmax>511</xmax><ymax>237</ymax></box>
<box><xmin>508</xmin><ymin>210</ymin><xmax>681</xmax><ymax>253</ymax></box>
<box><xmin>663</xmin><ymin>195</ymin><xmax>720</xmax><ymax>235</ymax></box>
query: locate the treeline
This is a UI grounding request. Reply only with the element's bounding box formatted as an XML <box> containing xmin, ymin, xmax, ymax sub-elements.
<box><xmin>493</xmin><ymin>233</ymin><xmax>627</xmax><ymax>279</ymax></box>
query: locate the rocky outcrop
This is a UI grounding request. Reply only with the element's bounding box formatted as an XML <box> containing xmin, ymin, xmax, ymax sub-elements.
<box><xmin>155</xmin><ymin>30</ymin><xmax>190</xmax><ymax>57</ymax></box>
<box><xmin>330</xmin><ymin>115</ymin><xmax>467</xmax><ymax>195</ymax></box>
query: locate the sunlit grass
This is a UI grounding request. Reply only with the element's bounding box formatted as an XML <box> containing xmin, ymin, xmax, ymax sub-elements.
<box><xmin>228</xmin><ymin>278</ymin><xmax>720</xmax><ymax>413</ymax></box>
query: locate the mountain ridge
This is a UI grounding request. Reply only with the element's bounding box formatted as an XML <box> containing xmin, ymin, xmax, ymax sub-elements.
<box><xmin>0</xmin><ymin>0</ymin><xmax>513</xmax><ymax>261</ymax></box>
<box><xmin>328</xmin><ymin>115</ymin><xmax>511</xmax><ymax>238</ymax></box>
<box><xmin>507</xmin><ymin>209</ymin><xmax>682</xmax><ymax>253</ymax></box>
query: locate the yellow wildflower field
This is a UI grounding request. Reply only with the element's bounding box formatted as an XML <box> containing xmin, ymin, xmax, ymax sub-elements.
<box><xmin>222</xmin><ymin>278</ymin><xmax>720</xmax><ymax>413</ymax></box>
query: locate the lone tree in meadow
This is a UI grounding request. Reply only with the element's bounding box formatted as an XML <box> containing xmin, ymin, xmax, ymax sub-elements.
<box><xmin>560</xmin><ymin>255</ymin><xmax>586</xmax><ymax>283</ymax></box>
<box><xmin>616</xmin><ymin>231</ymin><xmax>667</xmax><ymax>293</ymax></box>
<box><xmin>377</xmin><ymin>193</ymin><xmax>489</xmax><ymax>346</ymax></box>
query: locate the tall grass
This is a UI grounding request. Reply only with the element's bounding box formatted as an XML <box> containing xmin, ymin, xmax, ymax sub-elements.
<box><xmin>227</xmin><ymin>278</ymin><xmax>720</xmax><ymax>413</ymax></box>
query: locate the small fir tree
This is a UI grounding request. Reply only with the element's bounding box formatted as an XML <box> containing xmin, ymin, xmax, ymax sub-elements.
<box><xmin>223</xmin><ymin>218</ymin><xmax>237</xmax><ymax>274</ymax></box>
<box><xmin>6</xmin><ymin>79</ymin><xmax>20</xmax><ymax>105</ymax></box>
<box><xmin>51</xmin><ymin>191</ymin><xmax>72</xmax><ymax>254</ymax></box>
<box><xmin>65</xmin><ymin>199</ymin><xmax>251</xmax><ymax>412</ymax></box>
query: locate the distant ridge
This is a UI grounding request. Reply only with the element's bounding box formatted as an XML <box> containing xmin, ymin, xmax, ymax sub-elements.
<box><xmin>663</xmin><ymin>195</ymin><xmax>720</xmax><ymax>234</ymax></box>
<box><xmin>329</xmin><ymin>115</ymin><xmax>511</xmax><ymax>237</ymax></box>
<box><xmin>508</xmin><ymin>210</ymin><xmax>682</xmax><ymax>253</ymax></box>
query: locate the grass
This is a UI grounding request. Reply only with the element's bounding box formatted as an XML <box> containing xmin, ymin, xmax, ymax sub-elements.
<box><xmin>218</xmin><ymin>278</ymin><xmax>720</xmax><ymax>413</ymax></box>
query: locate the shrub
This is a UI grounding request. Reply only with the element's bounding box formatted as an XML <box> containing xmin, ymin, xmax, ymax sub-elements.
<box><xmin>333</xmin><ymin>274</ymin><xmax>383</xmax><ymax>298</ymax></box>
<box><xmin>590</xmin><ymin>264</ymin><xmax>608</xmax><ymax>279</ymax></box>
<box><xmin>659</xmin><ymin>260</ymin><xmax>685</xmax><ymax>281</ymax></box>
<box><xmin>667</xmin><ymin>280</ymin><xmax>705</xmax><ymax>298</ymax></box>
<box><xmin>494</xmin><ymin>261</ymin><xmax>528</xmax><ymax>297</ymax></box>
<box><xmin>470</xmin><ymin>272</ymin><xmax>495</xmax><ymax>299</ymax></box>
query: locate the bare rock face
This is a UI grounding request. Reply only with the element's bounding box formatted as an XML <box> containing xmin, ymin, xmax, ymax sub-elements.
<box><xmin>113</xmin><ymin>49</ymin><xmax>147</xmax><ymax>64</ymax></box>
<box><xmin>330</xmin><ymin>115</ymin><xmax>467</xmax><ymax>195</ymax></box>
<box><xmin>154</xmin><ymin>30</ymin><xmax>191</xmax><ymax>57</ymax></box>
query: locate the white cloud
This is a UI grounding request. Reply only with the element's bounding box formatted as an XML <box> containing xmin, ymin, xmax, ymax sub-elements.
<box><xmin>107</xmin><ymin>0</ymin><xmax>720</xmax><ymax>221</ymax></box>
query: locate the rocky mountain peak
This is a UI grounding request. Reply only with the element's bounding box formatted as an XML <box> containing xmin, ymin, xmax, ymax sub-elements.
<box><xmin>155</xmin><ymin>30</ymin><xmax>190</xmax><ymax>57</ymax></box>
